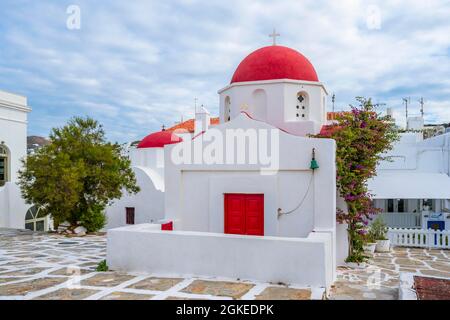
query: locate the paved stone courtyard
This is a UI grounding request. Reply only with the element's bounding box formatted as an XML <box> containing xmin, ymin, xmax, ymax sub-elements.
<box><xmin>0</xmin><ymin>228</ymin><xmax>449</xmax><ymax>300</ymax></box>
<box><xmin>331</xmin><ymin>246</ymin><xmax>449</xmax><ymax>300</ymax></box>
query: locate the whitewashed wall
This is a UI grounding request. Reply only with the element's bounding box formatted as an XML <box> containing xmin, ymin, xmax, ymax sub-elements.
<box><xmin>378</xmin><ymin>132</ymin><xmax>450</xmax><ymax>174</ymax></box>
<box><xmin>0</xmin><ymin>91</ymin><xmax>30</xmax><ymax>183</ymax></box>
<box><xmin>129</xmin><ymin>148</ymin><xmax>164</xmax><ymax>178</ymax></box>
<box><xmin>105</xmin><ymin>166</ymin><xmax>165</xmax><ymax>229</ymax></box>
<box><xmin>218</xmin><ymin>79</ymin><xmax>327</xmax><ymax>136</ymax></box>
<box><xmin>108</xmin><ymin>224</ymin><xmax>334</xmax><ymax>288</ymax></box>
<box><xmin>164</xmin><ymin>113</ymin><xmax>336</xmax><ymax>239</ymax></box>
<box><xmin>0</xmin><ymin>90</ymin><xmax>31</xmax><ymax>229</ymax></box>
<box><xmin>5</xmin><ymin>183</ymin><xmax>31</xmax><ymax>228</ymax></box>
<box><xmin>335</xmin><ymin>196</ymin><xmax>349</xmax><ymax>266</ymax></box>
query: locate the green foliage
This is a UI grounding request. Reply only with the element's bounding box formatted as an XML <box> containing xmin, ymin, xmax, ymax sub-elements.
<box><xmin>79</xmin><ymin>204</ymin><xmax>107</xmax><ymax>232</ymax></box>
<box><xmin>18</xmin><ymin>117</ymin><xmax>140</xmax><ymax>232</ymax></box>
<box><xmin>317</xmin><ymin>97</ymin><xmax>399</xmax><ymax>263</ymax></box>
<box><xmin>96</xmin><ymin>259</ymin><xmax>109</xmax><ymax>272</ymax></box>
<box><xmin>345</xmin><ymin>251</ymin><xmax>368</xmax><ymax>263</ymax></box>
<box><xmin>365</xmin><ymin>230</ymin><xmax>376</xmax><ymax>243</ymax></box>
<box><xmin>369</xmin><ymin>216</ymin><xmax>388</xmax><ymax>240</ymax></box>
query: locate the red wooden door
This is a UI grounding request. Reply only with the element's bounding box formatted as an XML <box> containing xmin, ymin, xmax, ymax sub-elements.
<box><xmin>224</xmin><ymin>194</ymin><xmax>246</xmax><ymax>235</ymax></box>
<box><xmin>224</xmin><ymin>194</ymin><xmax>264</xmax><ymax>236</ymax></box>
<box><xmin>245</xmin><ymin>195</ymin><xmax>264</xmax><ymax>236</ymax></box>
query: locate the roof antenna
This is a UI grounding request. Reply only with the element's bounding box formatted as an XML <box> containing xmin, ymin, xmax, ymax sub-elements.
<box><xmin>402</xmin><ymin>97</ymin><xmax>410</xmax><ymax>121</ymax></box>
<box><xmin>331</xmin><ymin>93</ymin><xmax>335</xmax><ymax>114</ymax></box>
<box><xmin>418</xmin><ymin>97</ymin><xmax>424</xmax><ymax>117</ymax></box>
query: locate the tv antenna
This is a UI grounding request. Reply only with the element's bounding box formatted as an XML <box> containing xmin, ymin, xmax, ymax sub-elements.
<box><xmin>331</xmin><ymin>93</ymin><xmax>336</xmax><ymax>113</ymax></box>
<box><xmin>402</xmin><ymin>97</ymin><xmax>410</xmax><ymax>120</ymax></box>
<box><xmin>418</xmin><ymin>97</ymin><xmax>424</xmax><ymax>117</ymax></box>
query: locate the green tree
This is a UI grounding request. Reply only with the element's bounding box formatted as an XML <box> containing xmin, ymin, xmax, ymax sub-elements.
<box><xmin>317</xmin><ymin>97</ymin><xmax>398</xmax><ymax>262</ymax></box>
<box><xmin>18</xmin><ymin>117</ymin><xmax>140</xmax><ymax>232</ymax></box>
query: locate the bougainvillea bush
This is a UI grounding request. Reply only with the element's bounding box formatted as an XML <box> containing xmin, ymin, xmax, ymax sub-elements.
<box><xmin>317</xmin><ymin>97</ymin><xmax>399</xmax><ymax>263</ymax></box>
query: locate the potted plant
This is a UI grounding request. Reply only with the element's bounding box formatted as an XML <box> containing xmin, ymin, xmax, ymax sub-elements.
<box><xmin>371</xmin><ymin>216</ymin><xmax>390</xmax><ymax>252</ymax></box>
<box><xmin>363</xmin><ymin>230</ymin><xmax>377</xmax><ymax>255</ymax></box>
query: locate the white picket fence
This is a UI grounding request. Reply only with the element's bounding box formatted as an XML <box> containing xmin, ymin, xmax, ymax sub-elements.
<box><xmin>388</xmin><ymin>228</ymin><xmax>450</xmax><ymax>249</ymax></box>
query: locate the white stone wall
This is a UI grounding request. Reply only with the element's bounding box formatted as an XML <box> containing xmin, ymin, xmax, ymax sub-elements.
<box><xmin>218</xmin><ymin>79</ymin><xmax>327</xmax><ymax>136</ymax></box>
<box><xmin>0</xmin><ymin>90</ymin><xmax>31</xmax><ymax>229</ymax></box>
<box><xmin>129</xmin><ymin>147</ymin><xmax>165</xmax><ymax>178</ymax></box>
<box><xmin>0</xmin><ymin>91</ymin><xmax>30</xmax><ymax>183</ymax></box>
<box><xmin>164</xmin><ymin>113</ymin><xmax>336</xmax><ymax>238</ymax></box>
<box><xmin>377</xmin><ymin>131</ymin><xmax>450</xmax><ymax>174</ymax></box>
<box><xmin>107</xmin><ymin>224</ymin><xmax>334</xmax><ymax>288</ymax></box>
<box><xmin>105</xmin><ymin>166</ymin><xmax>165</xmax><ymax>229</ymax></box>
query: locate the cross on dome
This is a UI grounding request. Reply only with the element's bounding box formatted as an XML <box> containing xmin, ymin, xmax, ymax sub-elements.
<box><xmin>269</xmin><ymin>28</ymin><xmax>280</xmax><ymax>46</ymax></box>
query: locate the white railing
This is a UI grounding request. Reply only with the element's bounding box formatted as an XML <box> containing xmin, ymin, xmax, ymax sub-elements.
<box><xmin>388</xmin><ymin>228</ymin><xmax>450</xmax><ymax>249</ymax></box>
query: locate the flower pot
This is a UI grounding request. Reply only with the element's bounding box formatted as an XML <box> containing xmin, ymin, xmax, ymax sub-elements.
<box><xmin>376</xmin><ymin>239</ymin><xmax>390</xmax><ymax>252</ymax></box>
<box><xmin>345</xmin><ymin>262</ymin><xmax>367</xmax><ymax>269</ymax></box>
<box><xmin>363</xmin><ymin>242</ymin><xmax>377</xmax><ymax>255</ymax></box>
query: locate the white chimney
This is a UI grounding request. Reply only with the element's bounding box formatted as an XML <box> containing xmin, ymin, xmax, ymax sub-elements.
<box><xmin>194</xmin><ymin>105</ymin><xmax>211</xmax><ymax>136</ymax></box>
<box><xmin>386</xmin><ymin>107</ymin><xmax>393</xmax><ymax>118</ymax></box>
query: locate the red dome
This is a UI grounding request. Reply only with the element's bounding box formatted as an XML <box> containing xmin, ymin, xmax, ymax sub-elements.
<box><xmin>231</xmin><ymin>46</ymin><xmax>318</xmax><ymax>84</ymax></box>
<box><xmin>137</xmin><ymin>130</ymin><xmax>183</xmax><ymax>148</ymax></box>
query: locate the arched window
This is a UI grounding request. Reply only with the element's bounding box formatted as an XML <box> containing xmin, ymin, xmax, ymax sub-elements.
<box><xmin>295</xmin><ymin>92</ymin><xmax>309</xmax><ymax>120</ymax></box>
<box><xmin>0</xmin><ymin>143</ymin><xmax>9</xmax><ymax>187</ymax></box>
<box><xmin>250</xmin><ymin>89</ymin><xmax>267</xmax><ymax>121</ymax></box>
<box><xmin>224</xmin><ymin>96</ymin><xmax>231</xmax><ymax>122</ymax></box>
<box><xmin>25</xmin><ymin>206</ymin><xmax>48</xmax><ymax>231</ymax></box>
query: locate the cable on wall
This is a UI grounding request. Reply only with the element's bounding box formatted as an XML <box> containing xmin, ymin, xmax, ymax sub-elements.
<box><xmin>277</xmin><ymin>148</ymin><xmax>319</xmax><ymax>218</ymax></box>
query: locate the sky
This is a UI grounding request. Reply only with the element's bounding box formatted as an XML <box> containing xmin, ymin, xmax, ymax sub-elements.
<box><xmin>1</xmin><ymin>0</ymin><xmax>450</xmax><ymax>143</ymax></box>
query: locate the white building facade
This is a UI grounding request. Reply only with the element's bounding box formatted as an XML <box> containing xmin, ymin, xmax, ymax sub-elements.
<box><xmin>0</xmin><ymin>90</ymin><xmax>34</xmax><ymax>230</ymax></box>
<box><xmin>369</xmin><ymin>117</ymin><xmax>450</xmax><ymax>231</ymax></box>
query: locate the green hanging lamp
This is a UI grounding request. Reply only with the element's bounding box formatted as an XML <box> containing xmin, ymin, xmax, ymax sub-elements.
<box><xmin>310</xmin><ymin>148</ymin><xmax>319</xmax><ymax>170</ymax></box>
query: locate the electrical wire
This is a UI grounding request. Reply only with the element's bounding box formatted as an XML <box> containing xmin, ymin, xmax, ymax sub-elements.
<box><xmin>278</xmin><ymin>170</ymin><xmax>314</xmax><ymax>217</ymax></box>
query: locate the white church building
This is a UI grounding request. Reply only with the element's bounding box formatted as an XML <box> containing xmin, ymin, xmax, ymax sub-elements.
<box><xmin>106</xmin><ymin>44</ymin><xmax>338</xmax><ymax>290</ymax></box>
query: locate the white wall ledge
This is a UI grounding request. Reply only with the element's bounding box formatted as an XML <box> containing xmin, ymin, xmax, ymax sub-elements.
<box><xmin>107</xmin><ymin>224</ymin><xmax>333</xmax><ymax>288</ymax></box>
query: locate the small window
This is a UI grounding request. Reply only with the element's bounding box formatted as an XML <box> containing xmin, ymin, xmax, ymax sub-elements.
<box><xmin>397</xmin><ymin>199</ymin><xmax>405</xmax><ymax>212</ymax></box>
<box><xmin>423</xmin><ymin>199</ymin><xmax>434</xmax><ymax>211</ymax></box>
<box><xmin>0</xmin><ymin>144</ymin><xmax>9</xmax><ymax>186</ymax></box>
<box><xmin>126</xmin><ymin>207</ymin><xmax>135</xmax><ymax>225</ymax></box>
<box><xmin>387</xmin><ymin>199</ymin><xmax>394</xmax><ymax>212</ymax></box>
<box><xmin>224</xmin><ymin>96</ymin><xmax>231</xmax><ymax>122</ymax></box>
<box><xmin>25</xmin><ymin>206</ymin><xmax>47</xmax><ymax>231</ymax></box>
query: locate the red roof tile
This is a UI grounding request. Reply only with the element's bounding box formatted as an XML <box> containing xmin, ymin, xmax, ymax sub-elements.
<box><xmin>166</xmin><ymin>117</ymin><xmax>219</xmax><ymax>133</ymax></box>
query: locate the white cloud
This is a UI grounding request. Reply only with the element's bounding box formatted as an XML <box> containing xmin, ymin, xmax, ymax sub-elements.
<box><xmin>0</xmin><ymin>0</ymin><xmax>449</xmax><ymax>142</ymax></box>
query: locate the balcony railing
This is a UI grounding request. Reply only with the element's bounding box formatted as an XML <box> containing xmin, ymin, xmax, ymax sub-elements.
<box><xmin>378</xmin><ymin>212</ymin><xmax>422</xmax><ymax>229</ymax></box>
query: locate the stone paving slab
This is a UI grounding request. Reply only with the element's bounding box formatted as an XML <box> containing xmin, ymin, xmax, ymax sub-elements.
<box><xmin>0</xmin><ymin>267</ymin><xmax>48</xmax><ymax>276</ymax></box>
<box><xmin>100</xmin><ymin>291</ymin><xmax>154</xmax><ymax>300</ymax></box>
<box><xmin>0</xmin><ymin>277</ymin><xmax>68</xmax><ymax>296</ymax></box>
<box><xmin>181</xmin><ymin>280</ymin><xmax>255</xmax><ymax>299</ymax></box>
<box><xmin>33</xmin><ymin>288</ymin><xmax>100</xmax><ymax>300</ymax></box>
<box><xmin>1</xmin><ymin>229</ymin><xmax>449</xmax><ymax>300</ymax></box>
<box><xmin>255</xmin><ymin>287</ymin><xmax>311</xmax><ymax>300</ymax></box>
<box><xmin>127</xmin><ymin>277</ymin><xmax>183</xmax><ymax>291</ymax></box>
<box><xmin>80</xmin><ymin>273</ymin><xmax>136</xmax><ymax>287</ymax></box>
